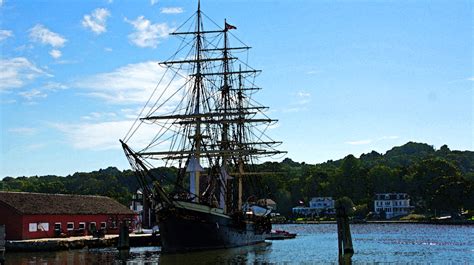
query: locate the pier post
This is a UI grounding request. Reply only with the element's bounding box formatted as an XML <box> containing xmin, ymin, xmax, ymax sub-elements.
<box><xmin>117</xmin><ymin>221</ymin><xmax>130</xmax><ymax>250</ymax></box>
<box><xmin>0</xmin><ymin>225</ymin><xmax>5</xmax><ymax>265</ymax></box>
<box><xmin>336</xmin><ymin>198</ymin><xmax>354</xmax><ymax>264</ymax></box>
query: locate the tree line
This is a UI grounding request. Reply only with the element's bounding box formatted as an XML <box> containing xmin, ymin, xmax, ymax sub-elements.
<box><xmin>2</xmin><ymin>142</ymin><xmax>473</xmax><ymax>217</ymax></box>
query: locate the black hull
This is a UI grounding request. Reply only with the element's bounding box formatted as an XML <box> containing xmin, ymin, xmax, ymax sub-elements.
<box><xmin>158</xmin><ymin>202</ymin><xmax>270</xmax><ymax>253</ymax></box>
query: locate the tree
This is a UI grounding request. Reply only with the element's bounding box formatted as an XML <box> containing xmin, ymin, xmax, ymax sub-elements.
<box><xmin>428</xmin><ymin>175</ymin><xmax>473</xmax><ymax>216</ymax></box>
<box><xmin>368</xmin><ymin>165</ymin><xmax>401</xmax><ymax>194</ymax></box>
<box><xmin>405</xmin><ymin>158</ymin><xmax>461</xmax><ymax>210</ymax></box>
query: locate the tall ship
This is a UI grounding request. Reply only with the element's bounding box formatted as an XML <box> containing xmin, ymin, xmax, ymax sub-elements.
<box><xmin>121</xmin><ymin>1</ymin><xmax>286</xmax><ymax>253</ymax></box>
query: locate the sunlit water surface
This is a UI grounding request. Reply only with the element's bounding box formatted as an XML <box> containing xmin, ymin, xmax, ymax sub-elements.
<box><xmin>5</xmin><ymin>224</ymin><xmax>474</xmax><ymax>264</ymax></box>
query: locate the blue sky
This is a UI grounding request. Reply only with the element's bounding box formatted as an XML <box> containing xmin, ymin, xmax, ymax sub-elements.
<box><xmin>0</xmin><ymin>0</ymin><xmax>472</xmax><ymax>177</ymax></box>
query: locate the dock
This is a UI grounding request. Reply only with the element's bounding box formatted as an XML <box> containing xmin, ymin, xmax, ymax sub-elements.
<box><xmin>5</xmin><ymin>233</ymin><xmax>160</xmax><ymax>252</ymax></box>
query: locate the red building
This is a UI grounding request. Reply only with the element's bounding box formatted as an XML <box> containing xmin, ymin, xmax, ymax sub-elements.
<box><xmin>0</xmin><ymin>191</ymin><xmax>136</xmax><ymax>240</ymax></box>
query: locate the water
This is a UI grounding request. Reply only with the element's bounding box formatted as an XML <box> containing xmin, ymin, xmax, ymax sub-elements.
<box><xmin>5</xmin><ymin>224</ymin><xmax>473</xmax><ymax>264</ymax></box>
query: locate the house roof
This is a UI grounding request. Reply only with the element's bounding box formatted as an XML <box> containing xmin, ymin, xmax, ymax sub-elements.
<box><xmin>374</xmin><ymin>193</ymin><xmax>409</xmax><ymax>200</ymax></box>
<box><xmin>0</xmin><ymin>191</ymin><xmax>135</xmax><ymax>215</ymax></box>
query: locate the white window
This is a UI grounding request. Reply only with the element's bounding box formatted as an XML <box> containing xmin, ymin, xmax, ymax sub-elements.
<box><xmin>29</xmin><ymin>223</ymin><xmax>38</xmax><ymax>232</ymax></box>
<box><xmin>79</xmin><ymin>222</ymin><xmax>86</xmax><ymax>230</ymax></box>
<box><xmin>101</xmin><ymin>222</ymin><xmax>107</xmax><ymax>229</ymax></box>
<box><xmin>67</xmin><ymin>222</ymin><xmax>74</xmax><ymax>231</ymax></box>
<box><xmin>38</xmin><ymin>222</ymin><xmax>49</xmax><ymax>231</ymax></box>
<box><xmin>54</xmin><ymin>223</ymin><xmax>61</xmax><ymax>231</ymax></box>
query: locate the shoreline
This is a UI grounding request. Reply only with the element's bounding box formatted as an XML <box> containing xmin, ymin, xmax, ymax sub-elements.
<box><xmin>278</xmin><ymin>220</ymin><xmax>474</xmax><ymax>225</ymax></box>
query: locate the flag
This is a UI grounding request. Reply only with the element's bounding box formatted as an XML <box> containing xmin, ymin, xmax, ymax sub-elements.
<box><xmin>225</xmin><ymin>22</ymin><xmax>237</xmax><ymax>30</ymax></box>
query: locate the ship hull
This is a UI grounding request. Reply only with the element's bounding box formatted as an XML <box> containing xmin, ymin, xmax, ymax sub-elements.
<box><xmin>158</xmin><ymin>201</ymin><xmax>269</xmax><ymax>253</ymax></box>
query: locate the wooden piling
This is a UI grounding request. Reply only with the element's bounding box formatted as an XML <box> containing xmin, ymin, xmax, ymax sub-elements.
<box><xmin>117</xmin><ymin>221</ymin><xmax>130</xmax><ymax>250</ymax></box>
<box><xmin>336</xmin><ymin>198</ymin><xmax>354</xmax><ymax>264</ymax></box>
<box><xmin>0</xmin><ymin>225</ymin><xmax>5</xmax><ymax>265</ymax></box>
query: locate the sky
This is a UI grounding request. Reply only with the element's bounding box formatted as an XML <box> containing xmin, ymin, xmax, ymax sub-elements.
<box><xmin>0</xmin><ymin>0</ymin><xmax>472</xmax><ymax>178</ymax></box>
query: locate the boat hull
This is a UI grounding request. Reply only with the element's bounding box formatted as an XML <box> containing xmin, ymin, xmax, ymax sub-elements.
<box><xmin>158</xmin><ymin>201</ymin><xmax>269</xmax><ymax>253</ymax></box>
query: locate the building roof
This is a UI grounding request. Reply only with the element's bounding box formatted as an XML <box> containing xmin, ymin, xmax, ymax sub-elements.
<box><xmin>374</xmin><ymin>193</ymin><xmax>409</xmax><ymax>200</ymax></box>
<box><xmin>0</xmin><ymin>191</ymin><xmax>135</xmax><ymax>215</ymax></box>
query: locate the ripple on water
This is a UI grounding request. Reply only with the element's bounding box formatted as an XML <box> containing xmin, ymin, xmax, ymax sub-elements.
<box><xmin>4</xmin><ymin>224</ymin><xmax>474</xmax><ymax>264</ymax></box>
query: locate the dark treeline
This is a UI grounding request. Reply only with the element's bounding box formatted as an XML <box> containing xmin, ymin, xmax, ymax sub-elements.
<box><xmin>2</xmin><ymin>142</ymin><xmax>473</xmax><ymax>217</ymax></box>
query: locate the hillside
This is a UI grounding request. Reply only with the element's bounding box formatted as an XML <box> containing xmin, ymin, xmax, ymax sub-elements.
<box><xmin>2</xmin><ymin>142</ymin><xmax>473</xmax><ymax>215</ymax></box>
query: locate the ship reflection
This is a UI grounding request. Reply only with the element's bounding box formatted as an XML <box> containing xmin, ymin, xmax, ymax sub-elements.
<box><xmin>158</xmin><ymin>242</ymin><xmax>272</xmax><ymax>265</ymax></box>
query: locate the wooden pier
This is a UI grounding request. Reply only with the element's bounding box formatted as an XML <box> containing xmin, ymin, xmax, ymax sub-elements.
<box><xmin>5</xmin><ymin>233</ymin><xmax>160</xmax><ymax>252</ymax></box>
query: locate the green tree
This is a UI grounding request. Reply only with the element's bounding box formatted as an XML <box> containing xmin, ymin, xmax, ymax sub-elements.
<box><xmin>428</xmin><ymin>175</ymin><xmax>473</xmax><ymax>216</ymax></box>
<box><xmin>405</xmin><ymin>158</ymin><xmax>461</xmax><ymax>210</ymax></box>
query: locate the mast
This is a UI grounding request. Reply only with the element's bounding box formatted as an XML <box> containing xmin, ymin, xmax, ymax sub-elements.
<box><xmin>237</xmin><ymin>65</ymin><xmax>244</xmax><ymax>211</ymax></box>
<box><xmin>220</xmin><ymin>19</ymin><xmax>231</xmax><ymax>212</ymax></box>
<box><xmin>189</xmin><ymin>0</ymin><xmax>203</xmax><ymax>202</ymax></box>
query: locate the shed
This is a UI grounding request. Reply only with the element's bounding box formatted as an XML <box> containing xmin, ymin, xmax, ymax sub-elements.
<box><xmin>0</xmin><ymin>191</ymin><xmax>136</xmax><ymax>240</ymax></box>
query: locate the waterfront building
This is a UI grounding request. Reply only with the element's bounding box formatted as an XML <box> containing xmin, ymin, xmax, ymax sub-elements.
<box><xmin>374</xmin><ymin>193</ymin><xmax>413</xmax><ymax>219</ymax></box>
<box><xmin>292</xmin><ymin>197</ymin><xmax>335</xmax><ymax>216</ymax></box>
<box><xmin>129</xmin><ymin>188</ymin><xmax>155</xmax><ymax>229</ymax></box>
<box><xmin>0</xmin><ymin>191</ymin><xmax>136</xmax><ymax>240</ymax></box>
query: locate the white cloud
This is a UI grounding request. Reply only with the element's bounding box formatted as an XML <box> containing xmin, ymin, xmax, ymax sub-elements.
<box><xmin>81</xmin><ymin>111</ymin><xmax>117</xmax><ymax>121</ymax></box>
<box><xmin>296</xmin><ymin>91</ymin><xmax>311</xmax><ymax>104</ymax></box>
<box><xmin>345</xmin><ymin>139</ymin><xmax>372</xmax><ymax>145</ymax></box>
<box><xmin>8</xmin><ymin>127</ymin><xmax>37</xmax><ymax>136</ymax></box>
<box><xmin>42</xmin><ymin>81</ymin><xmax>68</xmax><ymax>91</ymax></box>
<box><xmin>52</xmin><ymin>120</ymin><xmax>158</xmax><ymax>151</ymax></box>
<box><xmin>0</xmin><ymin>57</ymin><xmax>51</xmax><ymax>91</ymax></box>
<box><xmin>82</xmin><ymin>8</ymin><xmax>111</xmax><ymax>35</ymax></box>
<box><xmin>468</xmin><ymin>77</ymin><xmax>474</xmax><ymax>81</ymax></box>
<box><xmin>26</xmin><ymin>143</ymin><xmax>46</xmax><ymax>150</ymax></box>
<box><xmin>15</xmin><ymin>44</ymin><xmax>34</xmax><ymax>51</ymax></box>
<box><xmin>1</xmin><ymin>99</ymin><xmax>16</xmax><ymax>104</ymax></box>
<box><xmin>267</xmin><ymin>123</ymin><xmax>280</xmax><ymax>130</ymax></box>
<box><xmin>345</xmin><ymin>136</ymin><xmax>400</xmax><ymax>145</ymax></box>
<box><xmin>104</xmin><ymin>47</ymin><xmax>113</xmax><ymax>52</ymax></box>
<box><xmin>0</xmin><ymin>29</ymin><xmax>13</xmax><ymax>41</ymax></box>
<box><xmin>282</xmin><ymin>90</ymin><xmax>311</xmax><ymax>112</ymax></box>
<box><xmin>306</xmin><ymin>70</ymin><xmax>321</xmax><ymax>75</ymax></box>
<box><xmin>378</xmin><ymin>135</ymin><xmax>399</xmax><ymax>140</ymax></box>
<box><xmin>19</xmin><ymin>89</ymin><xmax>47</xmax><ymax>100</ymax></box>
<box><xmin>160</xmin><ymin>7</ymin><xmax>184</xmax><ymax>14</ymax></box>
<box><xmin>16</xmin><ymin>81</ymin><xmax>67</xmax><ymax>102</ymax></box>
<box><xmin>29</xmin><ymin>24</ymin><xmax>66</xmax><ymax>48</ymax></box>
<box><xmin>150</xmin><ymin>0</ymin><xmax>158</xmax><ymax>6</ymax></box>
<box><xmin>125</xmin><ymin>16</ymin><xmax>172</xmax><ymax>48</ymax></box>
<box><xmin>49</xmin><ymin>49</ymin><xmax>62</xmax><ymax>59</ymax></box>
<box><xmin>75</xmin><ymin>60</ymin><xmax>185</xmax><ymax>104</ymax></box>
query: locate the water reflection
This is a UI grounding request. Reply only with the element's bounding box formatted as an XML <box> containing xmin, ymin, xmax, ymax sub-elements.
<box><xmin>5</xmin><ymin>224</ymin><xmax>474</xmax><ymax>264</ymax></box>
<box><xmin>159</xmin><ymin>242</ymin><xmax>272</xmax><ymax>265</ymax></box>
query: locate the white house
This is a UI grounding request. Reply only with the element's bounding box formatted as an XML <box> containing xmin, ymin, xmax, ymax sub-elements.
<box><xmin>374</xmin><ymin>193</ymin><xmax>413</xmax><ymax>219</ymax></box>
<box><xmin>292</xmin><ymin>197</ymin><xmax>335</xmax><ymax>216</ymax></box>
<box><xmin>129</xmin><ymin>189</ymin><xmax>155</xmax><ymax>228</ymax></box>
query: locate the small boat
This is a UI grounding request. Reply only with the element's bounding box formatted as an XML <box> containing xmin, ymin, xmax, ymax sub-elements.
<box><xmin>266</xmin><ymin>230</ymin><xmax>297</xmax><ymax>240</ymax></box>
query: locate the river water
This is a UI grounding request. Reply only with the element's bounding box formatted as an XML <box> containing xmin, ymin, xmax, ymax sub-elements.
<box><xmin>5</xmin><ymin>223</ymin><xmax>474</xmax><ymax>264</ymax></box>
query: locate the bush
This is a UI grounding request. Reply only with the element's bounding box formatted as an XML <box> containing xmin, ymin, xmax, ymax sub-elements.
<box><xmin>400</xmin><ymin>214</ymin><xmax>427</xmax><ymax>221</ymax></box>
